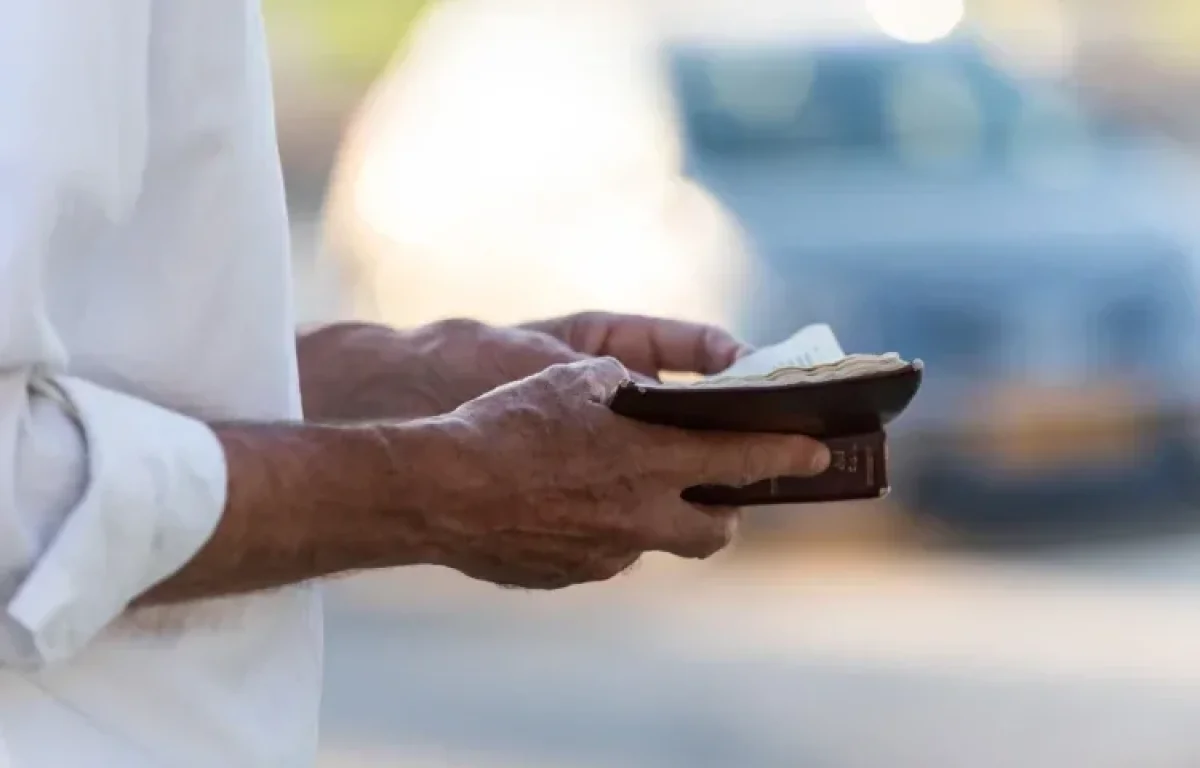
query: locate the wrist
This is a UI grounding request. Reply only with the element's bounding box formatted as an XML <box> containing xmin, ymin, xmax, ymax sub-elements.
<box><xmin>137</xmin><ymin>416</ymin><xmax>480</xmax><ymax>605</ymax></box>
<box><xmin>374</xmin><ymin>415</ymin><xmax>482</xmax><ymax>569</ymax></box>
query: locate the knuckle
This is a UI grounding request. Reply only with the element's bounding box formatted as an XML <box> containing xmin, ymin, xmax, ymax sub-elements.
<box><xmin>569</xmin><ymin>357</ymin><xmax>628</xmax><ymax>400</ymax></box>
<box><xmin>536</xmin><ymin>365</ymin><xmax>593</xmax><ymax>406</ymax></box>
<box><xmin>569</xmin><ymin>310</ymin><xmax>608</xmax><ymax>328</ymax></box>
<box><xmin>737</xmin><ymin>441</ymin><xmax>777</xmax><ymax>485</ymax></box>
<box><xmin>431</xmin><ymin>317</ymin><xmax>484</xmax><ymax>337</ymax></box>
<box><xmin>553</xmin><ymin>311</ymin><xmax>603</xmax><ymax>351</ymax></box>
<box><xmin>536</xmin><ymin>360</ymin><xmax>582</xmax><ymax>387</ymax></box>
<box><xmin>429</xmin><ymin>318</ymin><xmax>489</xmax><ymax>352</ymax></box>
<box><xmin>590</xmin><ymin>355</ymin><xmax>627</xmax><ymax>379</ymax></box>
<box><xmin>501</xmin><ymin>377</ymin><xmax>561</xmax><ymax>422</ymax></box>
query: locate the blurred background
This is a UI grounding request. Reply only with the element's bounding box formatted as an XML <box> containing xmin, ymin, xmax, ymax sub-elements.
<box><xmin>266</xmin><ymin>0</ymin><xmax>1200</xmax><ymax>765</ymax></box>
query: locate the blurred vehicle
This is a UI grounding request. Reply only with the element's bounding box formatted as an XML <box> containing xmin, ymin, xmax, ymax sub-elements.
<box><xmin>321</xmin><ymin>0</ymin><xmax>1200</xmax><ymax>544</ymax></box>
<box><xmin>661</xmin><ymin>13</ymin><xmax>1200</xmax><ymax>542</ymax></box>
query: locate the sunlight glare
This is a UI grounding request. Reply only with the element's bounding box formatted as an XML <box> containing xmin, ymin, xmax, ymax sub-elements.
<box><xmin>867</xmin><ymin>0</ymin><xmax>965</xmax><ymax>44</ymax></box>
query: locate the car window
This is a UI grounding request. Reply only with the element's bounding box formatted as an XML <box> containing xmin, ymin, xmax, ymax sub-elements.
<box><xmin>669</xmin><ymin>41</ymin><xmax>1118</xmax><ymax>170</ymax></box>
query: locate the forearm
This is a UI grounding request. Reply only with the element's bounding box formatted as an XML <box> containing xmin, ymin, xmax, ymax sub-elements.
<box><xmin>0</xmin><ymin>363</ymin><xmax>453</xmax><ymax>667</ymax></box>
<box><xmin>137</xmin><ymin>420</ymin><xmax>440</xmax><ymax>606</ymax></box>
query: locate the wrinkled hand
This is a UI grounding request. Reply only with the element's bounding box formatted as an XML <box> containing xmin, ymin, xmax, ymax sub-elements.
<box><xmin>298</xmin><ymin>313</ymin><xmax>751</xmax><ymax>422</ymax></box>
<box><xmin>298</xmin><ymin>319</ymin><xmax>580</xmax><ymax>421</ymax></box>
<box><xmin>421</xmin><ymin>357</ymin><xmax>830</xmax><ymax>589</ymax></box>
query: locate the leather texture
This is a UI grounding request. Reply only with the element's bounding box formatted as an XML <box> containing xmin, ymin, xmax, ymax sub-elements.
<box><xmin>609</xmin><ymin>362</ymin><xmax>923</xmax><ymax>505</ymax></box>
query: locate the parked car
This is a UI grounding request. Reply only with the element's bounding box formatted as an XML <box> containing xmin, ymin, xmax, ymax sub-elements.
<box><xmin>663</xmin><ymin>26</ymin><xmax>1200</xmax><ymax>542</ymax></box>
<box><xmin>321</xmin><ymin>0</ymin><xmax>1200</xmax><ymax>544</ymax></box>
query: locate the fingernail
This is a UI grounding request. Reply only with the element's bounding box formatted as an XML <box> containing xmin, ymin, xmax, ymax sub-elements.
<box><xmin>811</xmin><ymin>444</ymin><xmax>831</xmax><ymax>473</ymax></box>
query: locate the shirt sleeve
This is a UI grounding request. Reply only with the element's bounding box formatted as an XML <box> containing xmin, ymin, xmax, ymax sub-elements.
<box><xmin>0</xmin><ymin>0</ymin><xmax>228</xmax><ymax>667</ymax></box>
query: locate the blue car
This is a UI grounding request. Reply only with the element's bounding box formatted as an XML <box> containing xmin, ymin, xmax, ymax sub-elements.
<box><xmin>665</xmin><ymin>33</ymin><xmax>1200</xmax><ymax>542</ymax></box>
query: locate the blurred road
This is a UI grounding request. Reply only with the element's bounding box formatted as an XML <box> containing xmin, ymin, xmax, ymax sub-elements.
<box><xmin>315</xmin><ymin>544</ymin><xmax>1200</xmax><ymax>768</ymax></box>
<box><xmin>293</xmin><ymin>220</ymin><xmax>1200</xmax><ymax>767</ymax></box>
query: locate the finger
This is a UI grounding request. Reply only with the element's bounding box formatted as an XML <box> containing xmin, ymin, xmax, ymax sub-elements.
<box><xmin>528</xmin><ymin>312</ymin><xmax>749</xmax><ymax>376</ymax></box>
<box><xmin>635</xmin><ymin>317</ymin><xmax>747</xmax><ymax>375</ymax></box>
<box><xmin>543</xmin><ymin>356</ymin><xmax>633</xmax><ymax>404</ymax></box>
<box><xmin>641</xmin><ymin>499</ymin><xmax>739</xmax><ymax>560</ymax></box>
<box><xmin>515</xmin><ymin>323</ymin><xmax>663</xmax><ymax>383</ymax></box>
<box><xmin>660</xmin><ymin>432</ymin><xmax>832</xmax><ymax>487</ymax></box>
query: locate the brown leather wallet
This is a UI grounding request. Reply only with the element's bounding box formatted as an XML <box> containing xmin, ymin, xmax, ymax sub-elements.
<box><xmin>607</xmin><ymin>361</ymin><xmax>923</xmax><ymax>505</ymax></box>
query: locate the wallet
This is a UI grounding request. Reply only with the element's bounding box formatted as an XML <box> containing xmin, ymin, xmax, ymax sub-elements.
<box><xmin>608</xmin><ymin>356</ymin><xmax>924</xmax><ymax>506</ymax></box>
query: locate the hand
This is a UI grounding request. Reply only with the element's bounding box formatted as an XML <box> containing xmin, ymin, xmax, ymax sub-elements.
<box><xmin>298</xmin><ymin>314</ymin><xmax>751</xmax><ymax>422</ymax></box>
<box><xmin>418</xmin><ymin>357</ymin><xmax>830</xmax><ymax>589</ymax></box>
<box><xmin>298</xmin><ymin>319</ymin><xmax>584</xmax><ymax>422</ymax></box>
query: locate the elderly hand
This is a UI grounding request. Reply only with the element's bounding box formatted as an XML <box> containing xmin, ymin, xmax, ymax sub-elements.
<box><xmin>297</xmin><ymin>312</ymin><xmax>751</xmax><ymax>422</ymax></box>
<box><xmin>414</xmin><ymin>357</ymin><xmax>830</xmax><ymax>588</ymax></box>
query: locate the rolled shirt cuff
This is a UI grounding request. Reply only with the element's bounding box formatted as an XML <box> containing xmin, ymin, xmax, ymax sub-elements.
<box><xmin>6</xmin><ymin>376</ymin><xmax>227</xmax><ymax>664</ymax></box>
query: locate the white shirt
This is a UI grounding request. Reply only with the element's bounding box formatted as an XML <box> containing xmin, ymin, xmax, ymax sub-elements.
<box><xmin>0</xmin><ymin>1</ymin><xmax>321</xmax><ymax>765</ymax></box>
